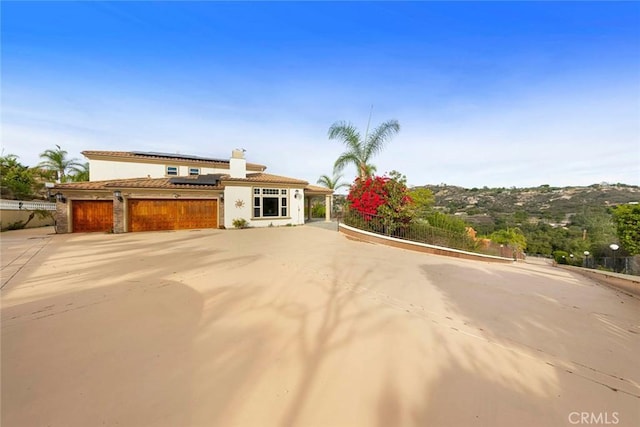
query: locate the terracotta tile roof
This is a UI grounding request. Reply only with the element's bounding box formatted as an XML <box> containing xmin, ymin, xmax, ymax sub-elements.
<box><xmin>81</xmin><ymin>150</ymin><xmax>266</xmax><ymax>171</ymax></box>
<box><xmin>54</xmin><ymin>176</ymin><xmax>223</xmax><ymax>191</ymax></box>
<box><xmin>222</xmin><ymin>173</ymin><xmax>309</xmax><ymax>185</ymax></box>
<box><xmin>53</xmin><ymin>173</ymin><xmax>310</xmax><ymax>191</ymax></box>
<box><xmin>304</xmin><ymin>184</ymin><xmax>334</xmax><ymax>194</ymax></box>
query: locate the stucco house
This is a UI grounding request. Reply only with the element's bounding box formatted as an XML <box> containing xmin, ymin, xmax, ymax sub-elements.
<box><xmin>52</xmin><ymin>150</ymin><xmax>332</xmax><ymax>233</ymax></box>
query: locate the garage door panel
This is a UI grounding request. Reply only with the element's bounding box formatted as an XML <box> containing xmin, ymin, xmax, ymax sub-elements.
<box><xmin>129</xmin><ymin>199</ymin><xmax>217</xmax><ymax>232</ymax></box>
<box><xmin>72</xmin><ymin>201</ymin><xmax>114</xmax><ymax>233</ymax></box>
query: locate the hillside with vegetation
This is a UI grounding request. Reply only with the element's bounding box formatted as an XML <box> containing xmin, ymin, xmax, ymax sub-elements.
<box><xmin>320</xmin><ymin>115</ymin><xmax>638</xmax><ymax>269</ymax></box>
<box><xmin>423</xmin><ymin>183</ymin><xmax>638</xmax><ymax>228</ymax></box>
<box><xmin>419</xmin><ymin>183</ymin><xmax>640</xmax><ymax>262</ymax></box>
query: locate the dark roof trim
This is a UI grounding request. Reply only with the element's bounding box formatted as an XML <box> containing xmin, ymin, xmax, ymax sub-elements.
<box><xmin>131</xmin><ymin>151</ymin><xmax>229</xmax><ymax>163</ymax></box>
<box><xmin>170</xmin><ymin>174</ymin><xmax>225</xmax><ymax>186</ymax></box>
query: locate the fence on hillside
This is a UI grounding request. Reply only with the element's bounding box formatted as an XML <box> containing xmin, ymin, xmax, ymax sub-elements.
<box><xmin>540</xmin><ymin>253</ymin><xmax>639</xmax><ymax>276</ymax></box>
<box><xmin>341</xmin><ymin>209</ymin><xmax>518</xmax><ymax>258</ymax></box>
<box><xmin>581</xmin><ymin>256</ymin><xmax>640</xmax><ymax>276</ymax></box>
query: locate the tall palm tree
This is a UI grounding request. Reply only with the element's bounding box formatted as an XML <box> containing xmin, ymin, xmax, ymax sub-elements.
<box><xmin>38</xmin><ymin>145</ymin><xmax>83</xmax><ymax>183</ymax></box>
<box><xmin>329</xmin><ymin>119</ymin><xmax>400</xmax><ymax>178</ymax></box>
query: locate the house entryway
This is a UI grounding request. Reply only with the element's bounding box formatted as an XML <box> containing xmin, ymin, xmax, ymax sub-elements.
<box><xmin>305</xmin><ymin>218</ymin><xmax>338</xmax><ymax>231</ymax></box>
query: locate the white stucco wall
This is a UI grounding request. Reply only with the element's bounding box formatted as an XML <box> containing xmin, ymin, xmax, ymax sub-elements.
<box><xmin>89</xmin><ymin>159</ymin><xmax>231</xmax><ymax>181</ymax></box>
<box><xmin>229</xmin><ymin>158</ymin><xmax>247</xmax><ymax>178</ymax></box>
<box><xmin>224</xmin><ymin>186</ymin><xmax>252</xmax><ymax>228</ymax></box>
<box><xmin>224</xmin><ymin>185</ymin><xmax>305</xmax><ymax>228</ymax></box>
<box><xmin>290</xmin><ymin>189</ymin><xmax>305</xmax><ymax>225</ymax></box>
<box><xmin>90</xmin><ymin>160</ymin><xmax>164</xmax><ymax>181</ymax></box>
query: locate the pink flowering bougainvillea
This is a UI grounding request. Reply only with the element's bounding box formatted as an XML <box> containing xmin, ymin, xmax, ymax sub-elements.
<box><xmin>347</xmin><ymin>172</ymin><xmax>415</xmax><ymax>231</ymax></box>
<box><xmin>347</xmin><ymin>176</ymin><xmax>389</xmax><ymax>217</ymax></box>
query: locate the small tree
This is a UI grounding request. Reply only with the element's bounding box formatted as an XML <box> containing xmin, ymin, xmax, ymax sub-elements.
<box><xmin>0</xmin><ymin>154</ymin><xmax>37</xmax><ymax>199</ymax></box>
<box><xmin>408</xmin><ymin>187</ymin><xmax>435</xmax><ymax>218</ymax></box>
<box><xmin>611</xmin><ymin>204</ymin><xmax>640</xmax><ymax>255</ymax></box>
<box><xmin>490</xmin><ymin>228</ymin><xmax>527</xmax><ymax>253</ymax></box>
<box><xmin>425</xmin><ymin>211</ymin><xmax>467</xmax><ymax>233</ymax></box>
<box><xmin>377</xmin><ymin>171</ymin><xmax>415</xmax><ymax>234</ymax></box>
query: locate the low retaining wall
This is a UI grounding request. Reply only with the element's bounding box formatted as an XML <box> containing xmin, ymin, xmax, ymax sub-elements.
<box><xmin>1</xmin><ymin>200</ymin><xmax>56</xmax><ymax>231</ymax></box>
<box><xmin>339</xmin><ymin>223</ymin><xmax>513</xmax><ymax>264</ymax></box>
<box><xmin>557</xmin><ymin>265</ymin><xmax>640</xmax><ymax>297</ymax></box>
<box><xmin>1</xmin><ymin>210</ymin><xmax>55</xmax><ymax>230</ymax></box>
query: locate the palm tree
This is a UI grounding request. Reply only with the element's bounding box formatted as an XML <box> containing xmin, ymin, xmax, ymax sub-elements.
<box><xmin>316</xmin><ymin>173</ymin><xmax>350</xmax><ymax>193</ymax></box>
<box><xmin>329</xmin><ymin>119</ymin><xmax>400</xmax><ymax>178</ymax></box>
<box><xmin>38</xmin><ymin>145</ymin><xmax>83</xmax><ymax>183</ymax></box>
<box><xmin>68</xmin><ymin>162</ymin><xmax>90</xmax><ymax>182</ymax></box>
<box><xmin>317</xmin><ymin>172</ymin><xmax>350</xmax><ymax>217</ymax></box>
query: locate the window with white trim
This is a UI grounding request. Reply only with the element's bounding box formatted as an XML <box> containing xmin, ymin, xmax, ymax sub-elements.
<box><xmin>253</xmin><ymin>188</ymin><xmax>288</xmax><ymax>218</ymax></box>
<box><xmin>167</xmin><ymin>166</ymin><xmax>178</xmax><ymax>176</ymax></box>
<box><xmin>189</xmin><ymin>167</ymin><xmax>200</xmax><ymax>176</ymax></box>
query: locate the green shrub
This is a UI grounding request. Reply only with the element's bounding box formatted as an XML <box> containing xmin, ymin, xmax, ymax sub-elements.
<box><xmin>311</xmin><ymin>203</ymin><xmax>326</xmax><ymax>218</ymax></box>
<box><xmin>3</xmin><ymin>221</ymin><xmax>26</xmax><ymax>231</ymax></box>
<box><xmin>552</xmin><ymin>250</ymin><xmax>569</xmax><ymax>264</ymax></box>
<box><xmin>232</xmin><ymin>218</ymin><xmax>249</xmax><ymax>229</ymax></box>
<box><xmin>425</xmin><ymin>211</ymin><xmax>467</xmax><ymax>233</ymax></box>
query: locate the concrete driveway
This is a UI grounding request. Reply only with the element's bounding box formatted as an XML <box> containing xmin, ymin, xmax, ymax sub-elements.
<box><xmin>2</xmin><ymin>226</ymin><xmax>639</xmax><ymax>427</ymax></box>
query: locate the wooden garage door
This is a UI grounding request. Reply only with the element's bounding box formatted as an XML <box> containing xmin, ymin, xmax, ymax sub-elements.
<box><xmin>72</xmin><ymin>200</ymin><xmax>114</xmax><ymax>233</ymax></box>
<box><xmin>129</xmin><ymin>199</ymin><xmax>218</xmax><ymax>232</ymax></box>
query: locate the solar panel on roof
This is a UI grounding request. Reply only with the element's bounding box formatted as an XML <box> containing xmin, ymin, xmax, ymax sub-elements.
<box><xmin>131</xmin><ymin>151</ymin><xmax>229</xmax><ymax>163</ymax></box>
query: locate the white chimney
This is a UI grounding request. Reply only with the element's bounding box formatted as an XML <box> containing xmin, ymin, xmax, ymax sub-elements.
<box><xmin>229</xmin><ymin>149</ymin><xmax>247</xmax><ymax>178</ymax></box>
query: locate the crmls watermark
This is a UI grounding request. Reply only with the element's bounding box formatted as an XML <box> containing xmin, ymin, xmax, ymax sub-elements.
<box><xmin>568</xmin><ymin>412</ymin><xmax>619</xmax><ymax>425</ymax></box>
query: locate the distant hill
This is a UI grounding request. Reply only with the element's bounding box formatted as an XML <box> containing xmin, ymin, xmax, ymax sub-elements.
<box><xmin>420</xmin><ymin>183</ymin><xmax>640</xmax><ymax>231</ymax></box>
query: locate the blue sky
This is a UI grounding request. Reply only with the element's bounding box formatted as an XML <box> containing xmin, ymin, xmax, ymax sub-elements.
<box><xmin>2</xmin><ymin>1</ymin><xmax>639</xmax><ymax>189</ymax></box>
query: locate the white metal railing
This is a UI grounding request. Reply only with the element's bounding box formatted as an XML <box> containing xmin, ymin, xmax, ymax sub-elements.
<box><xmin>0</xmin><ymin>199</ymin><xmax>57</xmax><ymax>211</ymax></box>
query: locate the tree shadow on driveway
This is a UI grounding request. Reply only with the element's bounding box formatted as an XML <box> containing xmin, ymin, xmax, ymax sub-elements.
<box><xmin>2</xmin><ymin>279</ymin><xmax>203</xmax><ymax>427</ymax></box>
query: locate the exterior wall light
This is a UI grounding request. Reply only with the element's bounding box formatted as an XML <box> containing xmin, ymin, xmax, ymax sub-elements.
<box><xmin>113</xmin><ymin>190</ymin><xmax>123</xmax><ymax>202</ymax></box>
<box><xmin>294</xmin><ymin>189</ymin><xmax>302</xmax><ymax>199</ymax></box>
<box><xmin>55</xmin><ymin>192</ymin><xmax>66</xmax><ymax>203</ymax></box>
